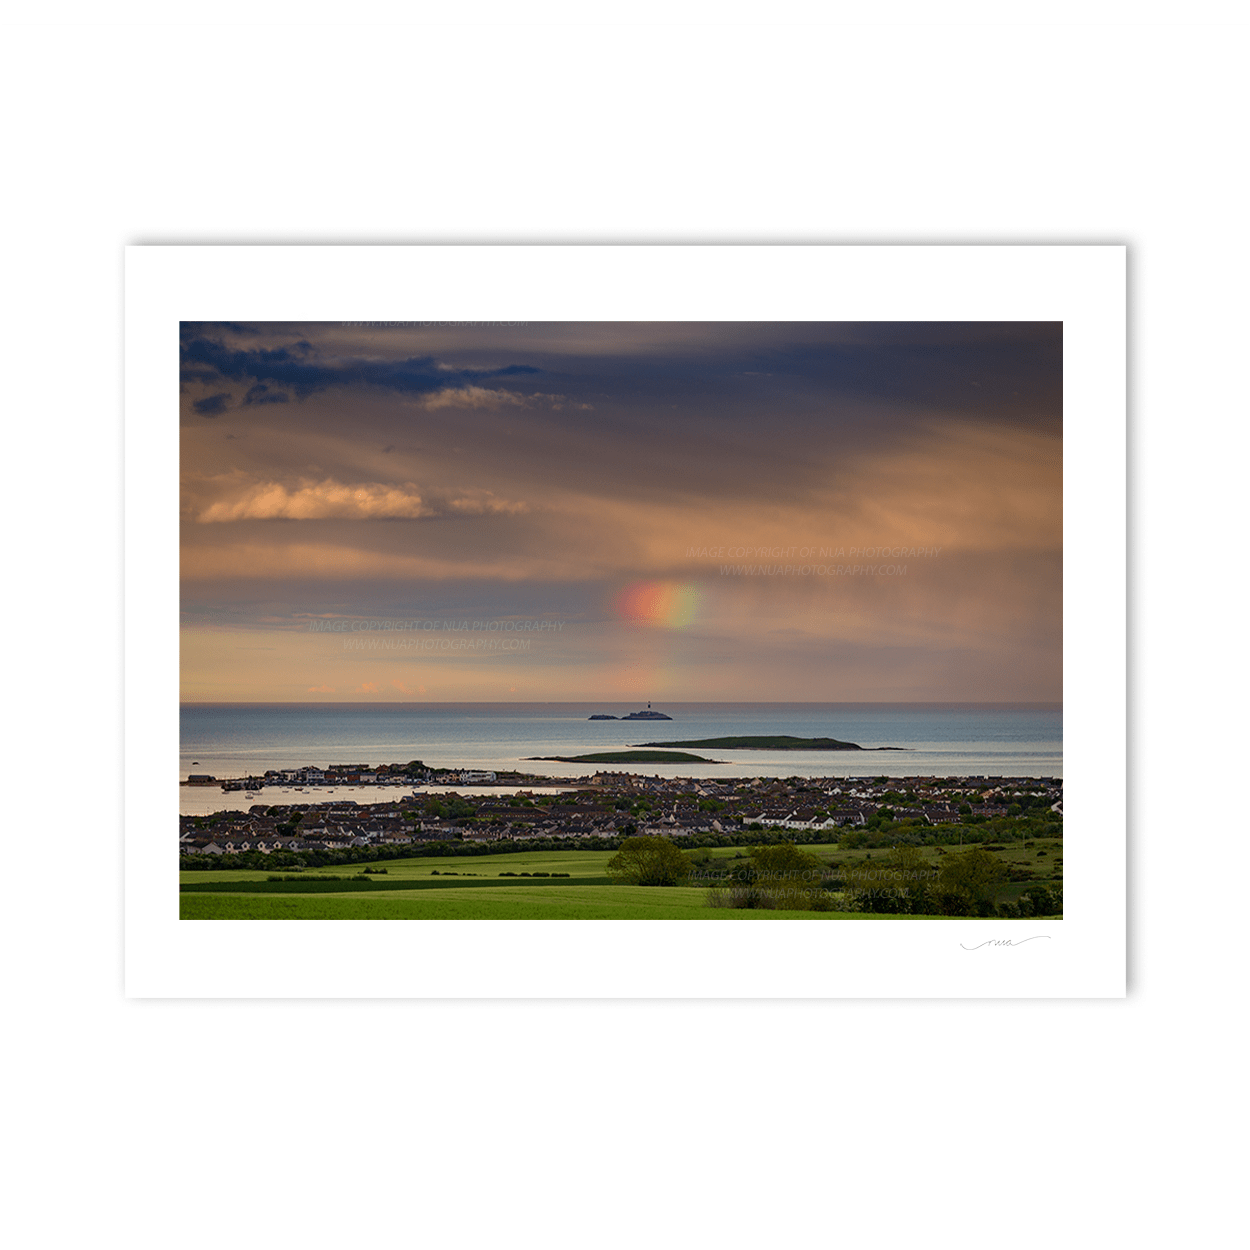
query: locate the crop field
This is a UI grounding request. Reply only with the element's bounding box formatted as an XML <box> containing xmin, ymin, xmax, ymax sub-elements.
<box><xmin>179</xmin><ymin>840</ymin><xmax>1061</xmax><ymax>920</ymax></box>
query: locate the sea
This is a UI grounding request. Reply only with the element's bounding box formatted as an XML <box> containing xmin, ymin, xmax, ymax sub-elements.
<box><xmin>179</xmin><ymin>702</ymin><xmax>1062</xmax><ymax>817</ymax></box>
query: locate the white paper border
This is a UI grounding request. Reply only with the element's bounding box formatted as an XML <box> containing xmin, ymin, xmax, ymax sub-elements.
<box><xmin>125</xmin><ymin>245</ymin><xmax>1124</xmax><ymax>998</ymax></box>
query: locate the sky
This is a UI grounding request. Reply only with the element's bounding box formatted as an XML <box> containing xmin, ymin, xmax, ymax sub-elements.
<box><xmin>180</xmin><ymin>321</ymin><xmax>1062</xmax><ymax>702</ymax></box>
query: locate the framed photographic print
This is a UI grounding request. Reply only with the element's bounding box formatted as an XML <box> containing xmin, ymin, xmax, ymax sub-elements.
<box><xmin>125</xmin><ymin>245</ymin><xmax>1125</xmax><ymax>997</ymax></box>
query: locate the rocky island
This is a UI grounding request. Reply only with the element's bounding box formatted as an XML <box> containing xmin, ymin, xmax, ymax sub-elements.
<box><xmin>588</xmin><ymin>704</ymin><xmax>673</xmax><ymax>721</ymax></box>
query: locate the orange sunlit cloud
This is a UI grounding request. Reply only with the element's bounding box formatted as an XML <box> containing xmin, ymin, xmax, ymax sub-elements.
<box><xmin>199</xmin><ymin>478</ymin><xmax>431</xmax><ymax>522</ymax></box>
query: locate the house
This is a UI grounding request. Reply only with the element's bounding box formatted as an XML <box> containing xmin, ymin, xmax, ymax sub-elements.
<box><xmin>828</xmin><ymin>808</ymin><xmax>867</xmax><ymax>827</ymax></box>
<box><xmin>462</xmin><ymin>825</ymin><xmax>508</xmax><ymax>842</ymax></box>
<box><xmin>181</xmin><ymin>838</ymin><xmax>223</xmax><ymax>854</ymax></box>
<box><xmin>416</xmin><ymin>821</ymin><xmax>461</xmax><ymax>841</ymax></box>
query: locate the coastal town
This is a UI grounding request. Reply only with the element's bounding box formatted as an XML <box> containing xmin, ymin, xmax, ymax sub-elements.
<box><xmin>180</xmin><ymin>764</ymin><xmax>1062</xmax><ymax>858</ymax></box>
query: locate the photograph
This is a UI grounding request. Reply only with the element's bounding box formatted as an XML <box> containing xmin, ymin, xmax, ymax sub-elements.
<box><xmin>14</xmin><ymin>18</ymin><xmax>1236</xmax><ymax>1249</ymax></box>
<box><xmin>178</xmin><ymin>318</ymin><xmax>1064</xmax><ymax>922</ymax></box>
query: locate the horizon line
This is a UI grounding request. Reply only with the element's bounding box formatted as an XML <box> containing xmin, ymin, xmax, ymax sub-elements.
<box><xmin>180</xmin><ymin>699</ymin><xmax>1062</xmax><ymax>707</ymax></box>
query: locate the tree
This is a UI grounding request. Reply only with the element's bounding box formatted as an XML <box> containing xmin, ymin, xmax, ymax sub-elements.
<box><xmin>747</xmin><ymin>843</ymin><xmax>826</xmax><ymax>910</ymax></box>
<box><xmin>844</xmin><ymin>845</ymin><xmax>936</xmax><ymax>914</ymax></box>
<box><xmin>928</xmin><ymin>884</ymin><xmax>977</xmax><ymax>915</ymax></box>
<box><xmin>1020</xmin><ymin>885</ymin><xmax>1060</xmax><ymax>916</ymax></box>
<box><xmin>938</xmin><ymin>847</ymin><xmax>1007</xmax><ymax>911</ymax></box>
<box><xmin>606</xmin><ymin>836</ymin><xmax>692</xmax><ymax>886</ymax></box>
<box><xmin>750</xmin><ymin>842</ymin><xmax>823</xmax><ymax>879</ymax></box>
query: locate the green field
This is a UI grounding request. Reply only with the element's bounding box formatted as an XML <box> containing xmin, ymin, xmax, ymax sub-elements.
<box><xmin>180</xmin><ymin>888</ymin><xmax>870</xmax><ymax>920</ymax></box>
<box><xmin>181</xmin><ymin>846</ymin><xmax>830</xmax><ymax>919</ymax></box>
<box><xmin>180</xmin><ymin>841</ymin><xmax>1062</xmax><ymax>920</ymax></box>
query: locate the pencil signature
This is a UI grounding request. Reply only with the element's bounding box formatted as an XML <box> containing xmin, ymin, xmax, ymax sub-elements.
<box><xmin>960</xmin><ymin>936</ymin><xmax>1052</xmax><ymax>950</ymax></box>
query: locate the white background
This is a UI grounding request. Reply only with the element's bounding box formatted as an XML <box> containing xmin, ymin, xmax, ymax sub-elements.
<box><xmin>5</xmin><ymin>4</ymin><xmax>1243</xmax><ymax>1249</ymax></box>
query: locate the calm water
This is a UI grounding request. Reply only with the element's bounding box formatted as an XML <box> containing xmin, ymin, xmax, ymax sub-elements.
<box><xmin>180</xmin><ymin>702</ymin><xmax>1061</xmax><ymax>815</ymax></box>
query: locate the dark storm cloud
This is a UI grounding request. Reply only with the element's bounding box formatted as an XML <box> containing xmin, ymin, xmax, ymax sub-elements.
<box><xmin>486</xmin><ymin>364</ymin><xmax>543</xmax><ymax>378</ymax></box>
<box><xmin>193</xmin><ymin>392</ymin><xmax>232</xmax><ymax>416</ymax></box>
<box><xmin>243</xmin><ymin>383</ymin><xmax>291</xmax><ymax>406</ymax></box>
<box><xmin>181</xmin><ymin>321</ymin><xmax>1058</xmax><ymax>451</ymax></box>
<box><xmin>493</xmin><ymin>321</ymin><xmax>1061</xmax><ymax>435</ymax></box>
<box><xmin>180</xmin><ymin>331</ymin><xmax>540</xmax><ymax>401</ymax></box>
<box><xmin>754</xmin><ymin>323</ymin><xmax>1061</xmax><ymax>430</ymax></box>
<box><xmin>181</xmin><ymin>322</ymin><xmax>1063</xmax><ymax>523</ymax></box>
<box><xmin>181</xmin><ymin>368</ymin><xmax>223</xmax><ymax>386</ymax></box>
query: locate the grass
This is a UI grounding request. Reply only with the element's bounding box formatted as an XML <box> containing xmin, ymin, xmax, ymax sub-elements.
<box><xmin>179</xmin><ymin>840</ymin><xmax>1062</xmax><ymax>920</ymax></box>
<box><xmin>180</xmin><ymin>875</ymin><xmax>616</xmax><ymax>894</ymax></box>
<box><xmin>180</xmin><ymin>886</ymin><xmax>868</xmax><ymax>920</ymax></box>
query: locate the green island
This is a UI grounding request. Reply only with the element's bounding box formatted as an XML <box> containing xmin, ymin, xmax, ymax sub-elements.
<box><xmin>524</xmin><ymin>750</ymin><xmax>718</xmax><ymax>764</ymax></box>
<box><xmin>632</xmin><ymin>735</ymin><xmax>890</xmax><ymax>750</ymax></box>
